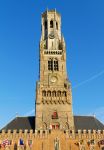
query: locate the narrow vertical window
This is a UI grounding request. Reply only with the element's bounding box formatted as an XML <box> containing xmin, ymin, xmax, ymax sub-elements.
<box><xmin>52</xmin><ymin>91</ymin><xmax>56</xmax><ymax>97</ymax></box>
<box><xmin>63</xmin><ymin>91</ymin><xmax>67</xmax><ymax>97</ymax></box>
<box><xmin>54</xmin><ymin>59</ymin><xmax>58</xmax><ymax>71</ymax></box>
<box><xmin>42</xmin><ymin>90</ymin><xmax>46</xmax><ymax>96</ymax></box>
<box><xmin>45</xmin><ymin>21</ymin><xmax>47</xmax><ymax>30</ymax></box>
<box><xmin>48</xmin><ymin>59</ymin><xmax>53</xmax><ymax>71</ymax></box>
<box><xmin>50</xmin><ymin>20</ymin><xmax>53</xmax><ymax>28</ymax></box>
<box><xmin>56</xmin><ymin>22</ymin><xmax>58</xmax><ymax>30</ymax></box>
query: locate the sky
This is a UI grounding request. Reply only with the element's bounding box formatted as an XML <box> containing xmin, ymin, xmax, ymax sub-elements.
<box><xmin>0</xmin><ymin>0</ymin><xmax>104</xmax><ymax>129</ymax></box>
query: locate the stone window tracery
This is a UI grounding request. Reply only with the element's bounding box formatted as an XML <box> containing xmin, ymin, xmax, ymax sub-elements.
<box><xmin>47</xmin><ymin>91</ymin><xmax>51</xmax><ymax>97</ymax></box>
<box><xmin>52</xmin><ymin>91</ymin><xmax>56</xmax><ymax>97</ymax></box>
<box><xmin>48</xmin><ymin>58</ymin><xmax>59</xmax><ymax>71</ymax></box>
<box><xmin>42</xmin><ymin>90</ymin><xmax>46</xmax><ymax>96</ymax></box>
<box><xmin>54</xmin><ymin>59</ymin><xmax>58</xmax><ymax>71</ymax></box>
<box><xmin>63</xmin><ymin>91</ymin><xmax>67</xmax><ymax>97</ymax></box>
<box><xmin>48</xmin><ymin>59</ymin><xmax>53</xmax><ymax>71</ymax></box>
<box><xmin>57</xmin><ymin>91</ymin><xmax>61</xmax><ymax>97</ymax></box>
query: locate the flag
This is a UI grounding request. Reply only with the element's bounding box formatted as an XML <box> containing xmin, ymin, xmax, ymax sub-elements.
<box><xmin>74</xmin><ymin>142</ymin><xmax>79</xmax><ymax>146</ymax></box>
<box><xmin>79</xmin><ymin>140</ymin><xmax>83</xmax><ymax>145</ymax></box>
<box><xmin>1</xmin><ymin>139</ymin><xmax>9</xmax><ymax>148</ymax></box>
<box><xmin>87</xmin><ymin>139</ymin><xmax>95</xmax><ymax>146</ymax></box>
<box><xmin>98</xmin><ymin>139</ymin><xmax>104</xmax><ymax>147</ymax></box>
<box><xmin>28</xmin><ymin>140</ymin><xmax>32</xmax><ymax>147</ymax></box>
<box><xmin>19</xmin><ymin>138</ymin><xmax>24</xmax><ymax>145</ymax></box>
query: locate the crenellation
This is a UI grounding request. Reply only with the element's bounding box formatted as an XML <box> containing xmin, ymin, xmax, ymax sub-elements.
<box><xmin>0</xmin><ymin>130</ymin><xmax>104</xmax><ymax>149</ymax></box>
<box><xmin>78</xmin><ymin>130</ymin><xmax>82</xmax><ymax>139</ymax></box>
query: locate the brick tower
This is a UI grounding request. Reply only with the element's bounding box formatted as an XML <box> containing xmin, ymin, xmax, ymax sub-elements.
<box><xmin>35</xmin><ymin>9</ymin><xmax>74</xmax><ymax>130</ymax></box>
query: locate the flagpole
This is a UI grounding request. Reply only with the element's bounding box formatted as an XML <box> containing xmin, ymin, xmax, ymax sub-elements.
<box><xmin>42</xmin><ymin>142</ymin><xmax>43</xmax><ymax>150</ymax></box>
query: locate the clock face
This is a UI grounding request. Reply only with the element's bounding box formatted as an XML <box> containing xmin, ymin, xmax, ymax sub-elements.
<box><xmin>49</xmin><ymin>32</ymin><xmax>55</xmax><ymax>39</ymax></box>
<box><xmin>50</xmin><ymin>76</ymin><xmax>57</xmax><ymax>83</ymax></box>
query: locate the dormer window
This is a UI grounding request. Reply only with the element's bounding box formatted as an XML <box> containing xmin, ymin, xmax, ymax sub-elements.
<box><xmin>50</xmin><ymin>20</ymin><xmax>53</xmax><ymax>28</ymax></box>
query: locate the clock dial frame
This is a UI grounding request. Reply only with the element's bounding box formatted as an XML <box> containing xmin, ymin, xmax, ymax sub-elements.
<box><xmin>50</xmin><ymin>76</ymin><xmax>57</xmax><ymax>83</ymax></box>
<box><xmin>49</xmin><ymin>32</ymin><xmax>55</xmax><ymax>39</ymax></box>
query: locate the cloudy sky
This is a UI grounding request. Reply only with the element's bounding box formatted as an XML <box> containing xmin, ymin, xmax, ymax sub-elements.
<box><xmin>0</xmin><ymin>0</ymin><xmax>104</xmax><ymax>129</ymax></box>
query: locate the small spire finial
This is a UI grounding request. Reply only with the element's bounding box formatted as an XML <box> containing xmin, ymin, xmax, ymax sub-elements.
<box><xmin>93</xmin><ymin>113</ymin><xmax>96</xmax><ymax>118</ymax></box>
<box><xmin>16</xmin><ymin>112</ymin><xmax>18</xmax><ymax>118</ymax></box>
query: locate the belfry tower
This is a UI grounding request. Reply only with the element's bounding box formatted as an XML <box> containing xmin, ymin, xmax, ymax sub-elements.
<box><xmin>35</xmin><ymin>9</ymin><xmax>74</xmax><ymax>130</ymax></box>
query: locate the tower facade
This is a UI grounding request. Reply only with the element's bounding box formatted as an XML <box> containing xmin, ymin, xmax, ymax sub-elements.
<box><xmin>35</xmin><ymin>9</ymin><xmax>74</xmax><ymax>130</ymax></box>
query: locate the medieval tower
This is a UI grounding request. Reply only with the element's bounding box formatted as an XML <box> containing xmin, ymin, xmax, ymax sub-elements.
<box><xmin>35</xmin><ymin>9</ymin><xmax>74</xmax><ymax>130</ymax></box>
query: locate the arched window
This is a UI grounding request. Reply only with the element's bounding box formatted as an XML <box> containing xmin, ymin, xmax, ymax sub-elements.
<box><xmin>57</xmin><ymin>91</ymin><xmax>61</xmax><ymax>97</ymax></box>
<box><xmin>54</xmin><ymin>59</ymin><xmax>59</xmax><ymax>71</ymax></box>
<box><xmin>56</xmin><ymin>22</ymin><xmax>58</xmax><ymax>30</ymax></box>
<box><xmin>45</xmin><ymin>21</ymin><xmax>47</xmax><ymax>30</ymax></box>
<box><xmin>42</xmin><ymin>90</ymin><xmax>46</xmax><ymax>96</ymax></box>
<box><xmin>50</xmin><ymin>20</ymin><xmax>53</xmax><ymax>28</ymax></box>
<box><xmin>48</xmin><ymin>59</ymin><xmax>53</xmax><ymax>71</ymax></box>
<box><xmin>52</xmin><ymin>91</ymin><xmax>56</xmax><ymax>97</ymax></box>
<box><xmin>63</xmin><ymin>91</ymin><xmax>67</xmax><ymax>97</ymax></box>
<box><xmin>47</xmin><ymin>91</ymin><xmax>51</xmax><ymax>97</ymax></box>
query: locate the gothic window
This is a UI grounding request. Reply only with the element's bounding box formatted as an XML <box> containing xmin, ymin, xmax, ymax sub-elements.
<box><xmin>48</xmin><ymin>58</ymin><xmax>59</xmax><ymax>71</ymax></box>
<box><xmin>47</xmin><ymin>91</ymin><xmax>51</xmax><ymax>97</ymax></box>
<box><xmin>52</xmin><ymin>91</ymin><xmax>56</xmax><ymax>97</ymax></box>
<box><xmin>50</xmin><ymin>20</ymin><xmax>53</xmax><ymax>28</ymax></box>
<box><xmin>54</xmin><ymin>59</ymin><xmax>59</xmax><ymax>71</ymax></box>
<box><xmin>45</xmin><ymin>21</ymin><xmax>47</xmax><ymax>30</ymax></box>
<box><xmin>42</xmin><ymin>90</ymin><xmax>46</xmax><ymax>96</ymax></box>
<box><xmin>48</xmin><ymin>59</ymin><xmax>53</xmax><ymax>71</ymax></box>
<box><xmin>63</xmin><ymin>91</ymin><xmax>67</xmax><ymax>97</ymax></box>
<box><xmin>57</xmin><ymin>91</ymin><xmax>61</xmax><ymax>97</ymax></box>
<box><xmin>56</xmin><ymin>22</ymin><xmax>58</xmax><ymax>30</ymax></box>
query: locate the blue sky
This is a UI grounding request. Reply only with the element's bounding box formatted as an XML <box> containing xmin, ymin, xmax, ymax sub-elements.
<box><xmin>0</xmin><ymin>0</ymin><xmax>104</xmax><ymax>129</ymax></box>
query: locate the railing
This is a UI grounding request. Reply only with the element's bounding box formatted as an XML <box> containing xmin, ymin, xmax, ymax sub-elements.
<box><xmin>44</xmin><ymin>50</ymin><xmax>62</xmax><ymax>55</ymax></box>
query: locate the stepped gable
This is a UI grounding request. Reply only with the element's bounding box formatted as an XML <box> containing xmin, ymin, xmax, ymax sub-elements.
<box><xmin>1</xmin><ymin>116</ymin><xmax>104</xmax><ymax>132</ymax></box>
<box><xmin>74</xmin><ymin>115</ymin><xmax>104</xmax><ymax>132</ymax></box>
<box><xmin>1</xmin><ymin>116</ymin><xmax>35</xmax><ymax>132</ymax></box>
